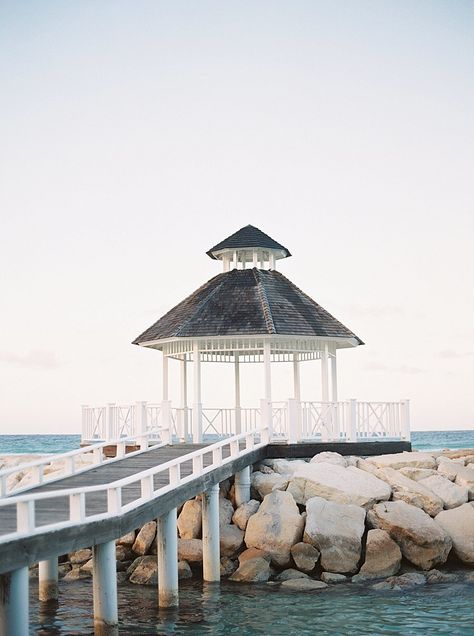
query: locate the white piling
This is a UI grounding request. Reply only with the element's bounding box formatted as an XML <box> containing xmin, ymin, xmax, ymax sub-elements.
<box><xmin>234</xmin><ymin>466</ymin><xmax>251</xmax><ymax>507</ymax></box>
<box><xmin>157</xmin><ymin>508</ymin><xmax>179</xmax><ymax>607</ymax></box>
<box><xmin>93</xmin><ymin>541</ymin><xmax>118</xmax><ymax>629</ymax></box>
<box><xmin>39</xmin><ymin>557</ymin><xmax>58</xmax><ymax>602</ymax></box>
<box><xmin>202</xmin><ymin>484</ymin><xmax>220</xmax><ymax>582</ymax></box>
<box><xmin>0</xmin><ymin>567</ymin><xmax>29</xmax><ymax>636</ymax></box>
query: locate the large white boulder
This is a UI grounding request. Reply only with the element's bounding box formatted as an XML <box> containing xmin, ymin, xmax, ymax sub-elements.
<box><xmin>177</xmin><ymin>499</ymin><xmax>202</xmax><ymax>539</ymax></box>
<box><xmin>374</xmin><ymin>467</ymin><xmax>443</xmax><ymax>516</ymax></box>
<box><xmin>435</xmin><ymin>503</ymin><xmax>474</xmax><ymax>564</ymax></box>
<box><xmin>244</xmin><ymin>490</ymin><xmax>304</xmax><ymax>567</ymax></box>
<box><xmin>303</xmin><ymin>497</ymin><xmax>366</xmax><ymax>574</ymax></box>
<box><xmin>232</xmin><ymin>500</ymin><xmax>260</xmax><ymax>531</ymax></box>
<box><xmin>287</xmin><ymin>463</ymin><xmax>391</xmax><ymax>508</ymax></box>
<box><xmin>358</xmin><ymin>529</ymin><xmax>402</xmax><ymax>579</ymax></box>
<box><xmin>270</xmin><ymin>459</ymin><xmax>308</xmax><ymax>475</ymax></box>
<box><xmin>399</xmin><ymin>467</ymin><xmax>438</xmax><ymax>482</ymax></box>
<box><xmin>290</xmin><ymin>542</ymin><xmax>320</xmax><ymax>573</ymax></box>
<box><xmin>367</xmin><ymin>501</ymin><xmax>452</xmax><ymax>570</ymax></box>
<box><xmin>366</xmin><ymin>452</ymin><xmax>436</xmax><ymax>470</ymax></box>
<box><xmin>310</xmin><ymin>451</ymin><xmax>347</xmax><ymax>467</ymax></box>
<box><xmin>220</xmin><ymin>525</ymin><xmax>245</xmax><ymax>557</ymax></box>
<box><xmin>251</xmin><ymin>471</ymin><xmax>289</xmax><ymax>499</ymax></box>
<box><xmin>419</xmin><ymin>474</ymin><xmax>468</xmax><ymax>510</ymax></box>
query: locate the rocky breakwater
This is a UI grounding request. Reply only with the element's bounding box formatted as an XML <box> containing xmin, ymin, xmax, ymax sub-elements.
<box><xmin>27</xmin><ymin>448</ymin><xmax>474</xmax><ymax>593</ymax></box>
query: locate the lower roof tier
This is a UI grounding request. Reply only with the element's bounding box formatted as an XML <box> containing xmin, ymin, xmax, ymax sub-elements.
<box><xmin>133</xmin><ymin>268</ymin><xmax>363</xmax><ymax>348</ymax></box>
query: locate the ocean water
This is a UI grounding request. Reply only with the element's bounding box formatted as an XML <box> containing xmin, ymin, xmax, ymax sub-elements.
<box><xmin>3</xmin><ymin>430</ymin><xmax>474</xmax><ymax>635</ymax></box>
<box><xmin>0</xmin><ymin>430</ymin><xmax>473</xmax><ymax>456</ymax></box>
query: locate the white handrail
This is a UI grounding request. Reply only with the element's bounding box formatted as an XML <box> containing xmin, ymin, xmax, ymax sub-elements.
<box><xmin>0</xmin><ymin>430</ymin><xmax>169</xmax><ymax>498</ymax></box>
<box><xmin>0</xmin><ymin>427</ymin><xmax>269</xmax><ymax>541</ymax></box>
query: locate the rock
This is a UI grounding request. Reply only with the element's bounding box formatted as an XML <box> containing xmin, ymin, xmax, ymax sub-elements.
<box><xmin>178</xmin><ymin>538</ymin><xmax>203</xmax><ymax>563</ymax></box>
<box><xmin>245</xmin><ymin>491</ymin><xmax>304</xmax><ymax>567</ymax></box>
<box><xmin>116</xmin><ymin>531</ymin><xmax>136</xmax><ymax>546</ymax></box>
<box><xmin>367</xmin><ymin>501</ymin><xmax>452</xmax><ymax>570</ymax></box>
<box><xmin>375</xmin><ymin>467</ymin><xmax>443</xmax><ymax>516</ymax></box>
<box><xmin>177</xmin><ymin>500</ymin><xmax>202</xmax><ymax>539</ymax></box>
<box><xmin>220</xmin><ymin>557</ymin><xmax>238</xmax><ymax>577</ymax></box>
<box><xmin>270</xmin><ymin>459</ymin><xmax>308</xmax><ymax>475</ymax></box>
<box><xmin>80</xmin><ymin>559</ymin><xmax>93</xmax><ymax>573</ymax></box>
<box><xmin>238</xmin><ymin>547</ymin><xmax>271</xmax><ymax>565</ymax></box>
<box><xmin>366</xmin><ymin>452</ymin><xmax>436</xmax><ymax>470</ymax></box>
<box><xmin>116</xmin><ymin>545</ymin><xmax>133</xmax><ymax>562</ymax></box>
<box><xmin>310</xmin><ymin>451</ymin><xmax>347</xmax><ymax>467</ymax></box>
<box><xmin>290</xmin><ymin>542</ymin><xmax>320</xmax><ymax>573</ymax></box>
<box><xmin>219</xmin><ymin>479</ymin><xmax>231</xmax><ymax>498</ymax></box>
<box><xmin>126</xmin><ymin>556</ymin><xmax>148</xmax><ymax>578</ymax></box>
<box><xmin>232</xmin><ymin>500</ymin><xmax>260</xmax><ymax>531</ymax></box>
<box><xmin>178</xmin><ymin>560</ymin><xmax>193</xmax><ymax>580</ymax></box>
<box><xmin>359</xmin><ymin>529</ymin><xmax>402</xmax><ymax>579</ymax></box>
<box><xmin>419</xmin><ymin>475</ymin><xmax>468</xmax><ymax>510</ymax></box>
<box><xmin>129</xmin><ymin>556</ymin><xmax>157</xmax><ymax>585</ymax></box>
<box><xmin>304</xmin><ymin>497</ymin><xmax>366</xmax><ymax>574</ymax></box>
<box><xmin>251</xmin><ymin>471</ymin><xmax>289</xmax><ymax>499</ymax></box>
<box><xmin>371</xmin><ymin>580</ymin><xmax>400</xmax><ymax>591</ymax></box>
<box><xmin>287</xmin><ymin>463</ymin><xmax>390</xmax><ymax>508</ymax></box>
<box><xmin>229</xmin><ymin>557</ymin><xmax>271</xmax><ymax>583</ymax></box>
<box><xmin>219</xmin><ymin>498</ymin><xmax>235</xmax><ymax>526</ymax></box>
<box><xmin>435</xmin><ymin>504</ymin><xmax>474</xmax><ymax>564</ymax></box>
<box><xmin>117</xmin><ymin>572</ymin><xmax>128</xmax><ymax>584</ymax></box>
<box><xmin>132</xmin><ymin>521</ymin><xmax>157</xmax><ymax>555</ymax></box>
<box><xmin>321</xmin><ymin>572</ymin><xmax>347</xmax><ymax>583</ymax></box>
<box><xmin>437</xmin><ymin>458</ymin><xmax>459</xmax><ymax>481</ymax></box>
<box><xmin>345</xmin><ymin>456</ymin><xmax>359</xmax><ymax>467</ymax></box>
<box><xmin>386</xmin><ymin>572</ymin><xmax>426</xmax><ymax>588</ymax></box>
<box><xmin>63</xmin><ymin>567</ymin><xmax>91</xmax><ymax>581</ymax></box>
<box><xmin>220</xmin><ymin>525</ymin><xmax>245</xmax><ymax>557</ymax></box>
<box><xmin>426</xmin><ymin>569</ymin><xmax>458</xmax><ymax>584</ymax></box>
<box><xmin>275</xmin><ymin>568</ymin><xmax>309</xmax><ymax>581</ymax></box>
<box><xmin>280</xmin><ymin>579</ymin><xmax>328</xmax><ymax>591</ymax></box>
<box><xmin>69</xmin><ymin>549</ymin><xmax>92</xmax><ymax>564</ymax></box>
<box><xmin>399</xmin><ymin>468</ymin><xmax>438</xmax><ymax>481</ymax></box>
<box><xmin>58</xmin><ymin>563</ymin><xmax>72</xmax><ymax>578</ymax></box>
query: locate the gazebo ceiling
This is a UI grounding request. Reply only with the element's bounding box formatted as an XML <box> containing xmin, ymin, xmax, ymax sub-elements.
<box><xmin>132</xmin><ymin>268</ymin><xmax>363</xmax><ymax>348</ymax></box>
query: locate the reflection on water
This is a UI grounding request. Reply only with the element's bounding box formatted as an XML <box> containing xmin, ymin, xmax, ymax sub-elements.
<box><xmin>29</xmin><ymin>578</ymin><xmax>474</xmax><ymax>635</ymax></box>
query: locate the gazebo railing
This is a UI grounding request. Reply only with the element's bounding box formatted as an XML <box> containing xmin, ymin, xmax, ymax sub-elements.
<box><xmin>82</xmin><ymin>399</ymin><xmax>410</xmax><ymax>444</ymax></box>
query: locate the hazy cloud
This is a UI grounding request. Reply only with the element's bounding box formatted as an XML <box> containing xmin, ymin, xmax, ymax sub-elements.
<box><xmin>0</xmin><ymin>350</ymin><xmax>61</xmax><ymax>369</ymax></box>
<box><xmin>338</xmin><ymin>305</ymin><xmax>405</xmax><ymax>318</ymax></box>
<box><xmin>364</xmin><ymin>361</ymin><xmax>425</xmax><ymax>375</ymax></box>
<box><xmin>437</xmin><ymin>350</ymin><xmax>474</xmax><ymax>359</ymax></box>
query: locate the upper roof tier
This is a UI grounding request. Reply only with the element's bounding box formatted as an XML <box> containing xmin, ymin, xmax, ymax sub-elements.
<box><xmin>207</xmin><ymin>225</ymin><xmax>291</xmax><ymax>270</ymax></box>
<box><xmin>133</xmin><ymin>268</ymin><xmax>363</xmax><ymax>347</ymax></box>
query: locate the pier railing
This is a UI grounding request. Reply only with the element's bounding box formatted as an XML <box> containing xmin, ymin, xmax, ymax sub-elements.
<box><xmin>0</xmin><ymin>427</ymin><xmax>269</xmax><ymax>541</ymax></box>
<box><xmin>0</xmin><ymin>432</ymin><xmax>166</xmax><ymax>498</ymax></box>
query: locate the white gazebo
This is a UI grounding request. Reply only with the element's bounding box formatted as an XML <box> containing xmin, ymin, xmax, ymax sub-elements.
<box><xmin>119</xmin><ymin>225</ymin><xmax>409</xmax><ymax>445</ymax></box>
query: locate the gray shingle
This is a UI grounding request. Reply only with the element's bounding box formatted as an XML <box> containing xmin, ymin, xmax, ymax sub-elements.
<box><xmin>132</xmin><ymin>269</ymin><xmax>363</xmax><ymax>344</ymax></box>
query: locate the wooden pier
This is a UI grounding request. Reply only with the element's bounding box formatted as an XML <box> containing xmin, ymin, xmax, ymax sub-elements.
<box><xmin>0</xmin><ymin>434</ymin><xmax>410</xmax><ymax>634</ymax></box>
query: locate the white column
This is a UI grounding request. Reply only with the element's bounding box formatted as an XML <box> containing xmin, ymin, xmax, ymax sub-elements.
<box><xmin>193</xmin><ymin>342</ymin><xmax>202</xmax><ymax>443</ymax></box>
<box><xmin>269</xmin><ymin>253</ymin><xmax>276</xmax><ymax>270</ymax></box>
<box><xmin>93</xmin><ymin>541</ymin><xmax>118</xmax><ymax>629</ymax></box>
<box><xmin>162</xmin><ymin>353</ymin><xmax>169</xmax><ymax>401</ymax></box>
<box><xmin>263</xmin><ymin>341</ymin><xmax>272</xmax><ymax>402</ymax></box>
<box><xmin>233</xmin><ymin>249</ymin><xmax>238</xmax><ymax>270</ymax></box>
<box><xmin>252</xmin><ymin>251</ymin><xmax>258</xmax><ymax>267</ymax></box>
<box><xmin>234</xmin><ymin>466</ymin><xmax>251</xmax><ymax>507</ymax></box>
<box><xmin>202</xmin><ymin>484</ymin><xmax>220</xmax><ymax>582</ymax></box>
<box><xmin>331</xmin><ymin>351</ymin><xmax>338</xmax><ymax>402</ymax></box>
<box><xmin>234</xmin><ymin>353</ymin><xmax>241</xmax><ymax>435</ymax></box>
<box><xmin>293</xmin><ymin>353</ymin><xmax>301</xmax><ymax>401</ymax></box>
<box><xmin>321</xmin><ymin>342</ymin><xmax>329</xmax><ymax>402</ymax></box>
<box><xmin>157</xmin><ymin>508</ymin><xmax>179</xmax><ymax>607</ymax></box>
<box><xmin>179</xmin><ymin>358</ymin><xmax>188</xmax><ymax>442</ymax></box>
<box><xmin>0</xmin><ymin>568</ymin><xmax>28</xmax><ymax>636</ymax></box>
<box><xmin>39</xmin><ymin>557</ymin><xmax>58</xmax><ymax>602</ymax></box>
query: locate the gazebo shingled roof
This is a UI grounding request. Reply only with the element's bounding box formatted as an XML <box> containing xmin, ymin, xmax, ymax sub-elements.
<box><xmin>206</xmin><ymin>224</ymin><xmax>291</xmax><ymax>259</ymax></box>
<box><xmin>132</xmin><ymin>268</ymin><xmax>363</xmax><ymax>345</ymax></box>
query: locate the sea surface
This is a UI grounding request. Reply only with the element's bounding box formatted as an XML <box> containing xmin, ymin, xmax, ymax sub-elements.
<box><xmin>1</xmin><ymin>430</ymin><xmax>473</xmax><ymax>456</ymax></box>
<box><xmin>2</xmin><ymin>430</ymin><xmax>474</xmax><ymax>635</ymax></box>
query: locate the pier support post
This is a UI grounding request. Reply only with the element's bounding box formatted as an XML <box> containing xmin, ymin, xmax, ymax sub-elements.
<box><xmin>202</xmin><ymin>484</ymin><xmax>220</xmax><ymax>582</ymax></box>
<box><xmin>157</xmin><ymin>508</ymin><xmax>179</xmax><ymax>607</ymax></box>
<box><xmin>234</xmin><ymin>466</ymin><xmax>251</xmax><ymax>507</ymax></box>
<box><xmin>0</xmin><ymin>567</ymin><xmax>29</xmax><ymax>636</ymax></box>
<box><xmin>93</xmin><ymin>540</ymin><xmax>118</xmax><ymax>629</ymax></box>
<box><xmin>39</xmin><ymin>557</ymin><xmax>58</xmax><ymax>602</ymax></box>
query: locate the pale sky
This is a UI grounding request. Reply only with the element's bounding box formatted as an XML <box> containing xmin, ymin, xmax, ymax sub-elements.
<box><xmin>1</xmin><ymin>1</ymin><xmax>473</xmax><ymax>434</ymax></box>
